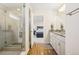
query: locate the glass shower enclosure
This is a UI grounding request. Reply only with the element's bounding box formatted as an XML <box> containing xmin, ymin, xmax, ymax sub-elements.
<box><xmin>0</xmin><ymin>3</ymin><xmax>25</xmax><ymax>54</ymax></box>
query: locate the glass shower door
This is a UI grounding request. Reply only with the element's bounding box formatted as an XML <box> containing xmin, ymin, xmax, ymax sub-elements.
<box><xmin>0</xmin><ymin>3</ymin><xmax>25</xmax><ymax>51</ymax></box>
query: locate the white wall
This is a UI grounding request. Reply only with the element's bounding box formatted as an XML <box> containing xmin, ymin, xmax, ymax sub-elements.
<box><xmin>53</xmin><ymin>12</ymin><xmax>65</xmax><ymax>30</ymax></box>
<box><xmin>66</xmin><ymin>3</ymin><xmax>79</xmax><ymax>54</ymax></box>
<box><xmin>31</xmin><ymin>9</ymin><xmax>56</xmax><ymax>44</ymax></box>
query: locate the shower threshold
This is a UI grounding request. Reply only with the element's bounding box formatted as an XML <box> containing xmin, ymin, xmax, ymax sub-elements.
<box><xmin>2</xmin><ymin>43</ymin><xmax>22</xmax><ymax>51</ymax></box>
<box><xmin>0</xmin><ymin>51</ymin><xmax>21</xmax><ymax>55</ymax></box>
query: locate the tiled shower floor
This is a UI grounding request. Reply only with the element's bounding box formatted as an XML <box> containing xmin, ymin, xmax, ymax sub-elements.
<box><xmin>0</xmin><ymin>51</ymin><xmax>21</xmax><ymax>55</ymax></box>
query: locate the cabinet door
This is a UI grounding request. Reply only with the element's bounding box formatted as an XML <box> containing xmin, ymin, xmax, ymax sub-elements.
<box><xmin>59</xmin><ymin>36</ymin><xmax>65</xmax><ymax>55</ymax></box>
<box><xmin>50</xmin><ymin>33</ymin><xmax>55</xmax><ymax>48</ymax></box>
<box><xmin>49</xmin><ymin>33</ymin><xmax>53</xmax><ymax>46</ymax></box>
<box><xmin>55</xmin><ymin>39</ymin><xmax>61</xmax><ymax>54</ymax></box>
<box><xmin>49</xmin><ymin>33</ymin><xmax>65</xmax><ymax>55</ymax></box>
<box><xmin>55</xmin><ymin>36</ymin><xmax>65</xmax><ymax>55</ymax></box>
<box><xmin>53</xmin><ymin>33</ymin><xmax>57</xmax><ymax>48</ymax></box>
<box><xmin>60</xmin><ymin>41</ymin><xmax>65</xmax><ymax>55</ymax></box>
<box><xmin>49</xmin><ymin>33</ymin><xmax>53</xmax><ymax>43</ymax></box>
<box><xmin>57</xmin><ymin>35</ymin><xmax>65</xmax><ymax>55</ymax></box>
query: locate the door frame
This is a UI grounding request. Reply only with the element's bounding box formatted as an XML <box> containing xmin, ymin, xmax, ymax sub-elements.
<box><xmin>29</xmin><ymin>8</ymin><xmax>32</xmax><ymax>49</ymax></box>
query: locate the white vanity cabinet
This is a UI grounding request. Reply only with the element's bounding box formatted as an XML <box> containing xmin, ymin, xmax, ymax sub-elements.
<box><xmin>49</xmin><ymin>32</ymin><xmax>65</xmax><ymax>55</ymax></box>
<box><xmin>60</xmin><ymin>40</ymin><xmax>65</xmax><ymax>54</ymax></box>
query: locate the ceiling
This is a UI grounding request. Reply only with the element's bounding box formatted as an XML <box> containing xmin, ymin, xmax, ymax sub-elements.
<box><xmin>0</xmin><ymin>3</ymin><xmax>63</xmax><ymax>13</ymax></box>
<box><xmin>0</xmin><ymin>3</ymin><xmax>23</xmax><ymax>17</ymax></box>
<box><xmin>30</xmin><ymin>3</ymin><xmax>63</xmax><ymax>11</ymax></box>
<box><xmin>0</xmin><ymin>3</ymin><xmax>23</xmax><ymax>11</ymax></box>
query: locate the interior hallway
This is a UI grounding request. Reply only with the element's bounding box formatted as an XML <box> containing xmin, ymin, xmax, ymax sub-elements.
<box><xmin>27</xmin><ymin>43</ymin><xmax>57</xmax><ymax>55</ymax></box>
<box><xmin>25</xmin><ymin>3</ymin><xmax>65</xmax><ymax>55</ymax></box>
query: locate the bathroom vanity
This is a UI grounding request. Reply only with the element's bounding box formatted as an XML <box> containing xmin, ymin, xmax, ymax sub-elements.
<box><xmin>49</xmin><ymin>31</ymin><xmax>65</xmax><ymax>55</ymax></box>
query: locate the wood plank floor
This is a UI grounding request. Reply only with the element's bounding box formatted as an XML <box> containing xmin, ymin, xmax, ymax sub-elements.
<box><xmin>27</xmin><ymin>43</ymin><xmax>57</xmax><ymax>55</ymax></box>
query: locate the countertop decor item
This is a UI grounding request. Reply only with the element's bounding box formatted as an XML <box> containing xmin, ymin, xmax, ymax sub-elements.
<box><xmin>51</xmin><ymin>24</ymin><xmax>54</xmax><ymax>31</ymax></box>
<box><xmin>60</xmin><ymin>24</ymin><xmax>65</xmax><ymax>32</ymax></box>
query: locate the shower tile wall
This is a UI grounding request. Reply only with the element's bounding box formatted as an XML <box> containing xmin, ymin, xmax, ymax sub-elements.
<box><xmin>0</xmin><ymin>30</ymin><xmax>4</xmax><ymax>49</ymax></box>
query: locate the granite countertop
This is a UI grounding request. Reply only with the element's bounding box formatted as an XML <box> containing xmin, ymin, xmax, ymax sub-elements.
<box><xmin>54</xmin><ymin>32</ymin><xmax>65</xmax><ymax>37</ymax></box>
<box><xmin>49</xmin><ymin>30</ymin><xmax>65</xmax><ymax>37</ymax></box>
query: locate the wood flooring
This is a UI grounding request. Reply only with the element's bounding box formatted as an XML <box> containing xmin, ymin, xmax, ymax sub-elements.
<box><xmin>27</xmin><ymin>43</ymin><xmax>57</xmax><ymax>55</ymax></box>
